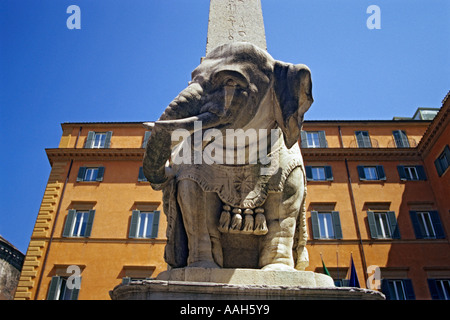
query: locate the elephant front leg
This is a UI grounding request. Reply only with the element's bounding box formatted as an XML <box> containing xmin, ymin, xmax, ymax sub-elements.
<box><xmin>259</xmin><ymin>167</ymin><xmax>304</xmax><ymax>271</ymax></box>
<box><xmin>177</xmin><ymin>179</ymin><xmax>223</xmax><ymax>268</ymax></box>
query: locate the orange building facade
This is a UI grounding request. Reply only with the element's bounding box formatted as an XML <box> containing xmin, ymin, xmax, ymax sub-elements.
<box><xmin>15</xmin><ymin>92</ymin><xmax>449</xmax><ymax>300</ymax></box>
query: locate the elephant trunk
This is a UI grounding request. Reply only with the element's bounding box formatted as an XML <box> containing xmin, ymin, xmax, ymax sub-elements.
<box><xmin>143</xmin><ymin>111</ymin><xmax>221</xmax><ymax>184</ymax></box>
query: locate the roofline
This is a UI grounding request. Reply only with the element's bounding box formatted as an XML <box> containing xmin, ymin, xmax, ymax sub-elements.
<box><xmin>61</xmin><ymin>119</ymin><xmax>432</xmax><ymax>126</ymax></box>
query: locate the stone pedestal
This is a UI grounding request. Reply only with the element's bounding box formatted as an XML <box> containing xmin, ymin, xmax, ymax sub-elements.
<box><xmin>110</xmin><ymin>268</ymin><xmax>385</xmax><ymax>300</ymax></box>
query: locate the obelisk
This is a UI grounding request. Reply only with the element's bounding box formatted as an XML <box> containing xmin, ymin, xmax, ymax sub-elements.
<box><xmin>206</xmin><ymin>0</ymin><xmax>267</xmax><ymax>55</ymax></box>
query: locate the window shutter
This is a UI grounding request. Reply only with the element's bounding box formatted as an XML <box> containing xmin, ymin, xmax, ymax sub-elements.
<box><xmin>356</xmin><ymin>131</ymin><xmax>371</xmax><ymax>148</ymax></box>
<box><xmin>104</xmin><ymin>131</ymin><xmax>113</xmax><ymax>148</ymax></box>
<box><xmin>96</xmin><ymin>167</ymin><xmax>105</xmax><ymax>182</ymax></box>
<box><xmin>300</xmin><ymin>131</ymin><xmax>308</xmax><ymax>148</ymax></box>
<box><xmin>416</xmin><ymin>165</ymin><xmax>427</xmax><ymax>180</ymax></box>
<box><xmin>62</xmin><ymin>210</ymin><xmax>76</xmax><ymax>237</ymax></box>
<box><xmin>409</xmin><ymin>211</ymin><xmax>423</xmax><ymax>239</ymax></box>
<box><xmin>324</xmin><ymin>166</ymin><xmax>333</xmax><ymax>181</ymax></box>
<box><xmin>138</xmin><ymin>167</ymin><xmax>147</xmax><ymax>182</ymax></box>
<box><xmin>434</xmin><ymin>158</ymin><xmax>444</xmax><ymax>176</ymax></box>
<box><xmin>84</xmin><ymin>210</ymin><xmax>95</xmax><ymax>237</ymax></box>
<box><xmin>429</xmin><ymin>211</ymin><xmax>445</xmax><ymax>239</ymax></box>
<box><xmin>331</xmin><ymin>211</ymin><xmax>343</xmax><ymax>239</ymax></box>
<box><xmin>85</xmin><ymin>131</ymin><xmax>95</xmax><ymax>148</ymax></box>
<box><xmin>367</xmin><ymin>211</ymin><xmax>379</xmax><ymax>239</ymax></box>
<box><xmin>380</xmin><ymin>279</ymin><xmax>391</xmax><ymax>300</ymax></box>
<box><xmin>357</xmin><ymin>166</ymin><xmax>366</xmax><ymax>180</ymax></box>
<box><xmin>305</xmin><ymin>166</ymin><xmax>313</xmax><ymax>181</ymax></box>
<box><xmin>142</xmin><ymin>131</ymin><xmax>151</xmax><ymax>148</ymax></box>
<box><xmin>310</xmin><ymin>211</ymin><xmax>320</xmax><ymax>239</ymax></box>
<box><xmin>46</xmin><ymin>276</ymin><xmax>61</xmax><ymax>300</ymax></box>
<box><xmin>376</xmin><ymin>165</ymin><xmax>386</xmax><ymax>180</ymax></box>
<box><xmin>386</xmin><ymin>211</ymin><xmax>400</xmax><ymax>239</ymax></box>
<box><xmin>393</xmin><ymin>130</ymin><xmax>409</xmax><ymax>148</ymax></box>
<box><xmin>70</xmin><ymin>277</ymin><xmax>81</xmax><ymax>300</ymax></box>
<box><xmin>151</xmin><ymin>211</ymin><xmax>160</xmax><ymax>238</ymax></box>
<box><xmin>427</xmin><ymin>279</ymin><xmax>441</xmax><ymax>300</ymax></box>
<box><xmin>77</xmin><ymin>167</ymin><xmax>86</xmax><ymax>182</ymax></box>
<box><xmin>318</xmin><ymin>131</ymin><xmax>328</xmax><ymax>148</ymax></box>
<box><xmin>397</xmin><ymin>165</ymin><xmax>407</xmax><ymax>181</ymax></box>
<box><xmin>403</xmin><ymin>279</ymin><xmax>416</xmax><ymax>300</ymax></box>
<box><xmin>129</xmin><ymin>210</ymin><xmax>140</xmax><ymax>238</ymax></box>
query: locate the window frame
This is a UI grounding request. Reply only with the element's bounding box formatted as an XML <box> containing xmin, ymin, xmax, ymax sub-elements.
<box><xmin>428</xmin><ymin>279</ymin><xmax>450</xmax><ymax>300</ymax></box>
<box><xmin>76</xmin><ymin>166</ymin><xmax>105</xmax><ymax>182</ymax></box>
<box><xmin>355</xmin><ymin>131</ymin><xmax>372</xmax><ymax>148</ymax></box>
<box><xmin>310</xmin><ymin>211</ymin><xmax>343</xmax><ymax>240</ymax></box>
<box><xmin>410</xmin><ymin>210</ymin><xmax>445</xmax><ymax>239</ymax></box>
<box><xmin>381</xmin><ymin>279</ymin><xmax>415</xmax><ymax>300</ymax></box>
<box><xmin>367</xmin><ymin>211</ymin><xmax>400</xmax><ymax>239</ymax></box>
<box><xmin>300</xmin><ymin>131</ymin><xmax>328</xmax><ymax>148</ymax></box>
<box><xmin>129</xmin><ymin>210</ymin><xmax>160</xmax><ymax>239</ymax></box>
<box><xmin>62</xmin><ymin>209</ymin><xmax>95</xmax><ymax>238</ymax></box>
<box><xmin>434</xmin><ymin>145</ymin><xmax>450</xmax><ymax>177</ymax></box>
<box><xmin>397</xmin><ymin>165</ymin><xmax>427</xmax><ymax>181</ymax></box>
<box><xmin>47</xmin><ymin>276</ymin><xmax>81</xmax><ymax>300</ymax></box>
<box><xmin>392</xmin><ymin>130</ymin><xmax>410</xmax><ymax>148</ymax></box>
<box><xmin>305</xmin><ymin>165</ymin><xmax>333</xmax><ymax>181</ymax></box>
<box><xmin>357</xmin><ymin>165</ymin><xmax>386</xmax><ymax>181</ymax></box>
<box><xmin>85</xmin><ymin>131</ymin><xmax>112</xmax><ymax>149</ymax></box>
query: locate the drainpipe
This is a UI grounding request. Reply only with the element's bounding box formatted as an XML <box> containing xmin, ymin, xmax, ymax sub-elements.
<box><xmin>34</xmin><ymin>126</ymin><xmax>81</xmax><ymax>299</ymax></box>
<box><xmin>344</xmin><ymin>158</ymin><xmax>368</xmax><ymax>286</ymax></box>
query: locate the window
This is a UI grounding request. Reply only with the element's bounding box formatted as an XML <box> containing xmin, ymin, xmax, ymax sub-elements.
<box><xmin>138</xmin><ymin>167</ymin><xmax>148</xmax><ymax>182</ymax></box>
<box><xmin>305</xmin><ymin>166</ymin><xmax>333</xmax><ymax>181</ymax></box>
<box><xmin>62</xmin><ymin>210</ymin><xmax>95</xmax><ymax>237</ymax></box>
<box><xmin>357</xmin><ymin>165</ymin><xmax>386</xmax><ymax>181</ymax></box>
<box><xmin>367</xmin><ymin>211</ymin><xmax>400</xmax><ymax>239</ymax></box>
<box><xmin>397</xmin><ymin>165</ymin><xmax>427</xmax><ymax>181</ymax></box>
<box><xmin>129</xmin><ymin>210</ymin><xmax>160</xmax><ymax>239</ymax></box>
<box><xmin>381</xmin><ymin>279</ymin><xmax>415</xmax><ymax>300</ymax></box>
<box><xmin>435</xmin><ymin>145</ymin><xmax>450</xmax><ymax>177</ymax></box>
<box><xmin>76</xmin><ymin>166</ymin><xmax>105</xmax><ymax>182</ymax></box>
<box><xmin>428</xmin><ymin>279</ymin><xmax>450</xmax><ymax>300</ymax></box>
<box><xmin>47</xmin><ymin>276</ymin><xmax>81</xmax><ymax>300</ymax></box>
<box><xmin>85</xmin><ymin>131</ymin><xmax>112</xmax><ymax>149</ymax></box>
<box><xmin>392</xmin><ymin>130</ymin><xmax>410</xmax><ymax>148</ymax></box>
<box><xmin>142</xmin><ymin>131</ymin><xmax>151</xmax><ymax>148</ymax></box>
<box><xmin>355</xmin><ymin>131</ymin><xmax>371</xmax><ymax>148</ymax></box>
<box><xmin>311</xmin><ymin>211</ymin><xmax>342</xmax><ymax>239</ymax></box>
<box><xmin>300</xmin><ymin>131</ymin><xmax>328</xmax><ymax>148</ymax></box>
<box><xmin>410</xmin><ymin>211</ymin><xmax>445</xmax><ymax>239</ymax></box>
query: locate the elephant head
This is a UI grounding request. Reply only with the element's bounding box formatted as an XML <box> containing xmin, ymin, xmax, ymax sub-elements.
<box><xmin>143</xmin><ymin>42</ymin><xmax>313</xmax><ymax>185</ymax></box>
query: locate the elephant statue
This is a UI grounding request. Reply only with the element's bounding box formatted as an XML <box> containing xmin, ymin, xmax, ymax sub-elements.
<box><xmin>143</xmin><ymin>42</ymin><xmax>313</xmax><ymax>272</ymax></box>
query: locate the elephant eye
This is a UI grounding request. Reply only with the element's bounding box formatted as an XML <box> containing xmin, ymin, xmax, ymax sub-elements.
<box><xmin>224</xmin><ymin>78</ymin><xmax>238</xmax><ymax>87</ymax></box>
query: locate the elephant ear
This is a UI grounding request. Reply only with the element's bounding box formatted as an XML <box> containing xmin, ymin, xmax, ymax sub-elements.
<box><xmin>273</xmin><ymin>61</ymin><xmax>313</xmax><ymax>148</ymax></box>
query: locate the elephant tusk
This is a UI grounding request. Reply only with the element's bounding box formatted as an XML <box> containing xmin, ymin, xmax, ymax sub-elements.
<box><xmin>143</xmin><ymin>122</ymin><xmax>155</xmax><ymax>130</ymax></box>
<box><xmin>153</xmin><ymin>112</ymin><xmax>220</xmax><ymax>133</ymax></box>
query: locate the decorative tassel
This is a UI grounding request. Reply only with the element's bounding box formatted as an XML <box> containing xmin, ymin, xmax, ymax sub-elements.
<box><xmin>242</xmin><ymin>209</ymin><xmax>254</xmax><ymax>234</ymax></box>
<box><xmin>254</xmin><ymin>208</ymin><xmax>268</xmax><ymax>235</ymax></box>
<box><xmin>229</xmin><ymin>208</ymin><xmax>242</xmax><ymax>233</ymax></box>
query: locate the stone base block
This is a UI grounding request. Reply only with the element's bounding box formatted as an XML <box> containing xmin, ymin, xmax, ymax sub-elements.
<box><xmin>110</xmin><ymin>268</ymin><xmax>385</xmax><ymax>300</ymax></box>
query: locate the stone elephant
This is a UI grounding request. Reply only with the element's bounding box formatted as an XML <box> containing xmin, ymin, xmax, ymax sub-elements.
<box><xmin>143</xmin><ymin>42</ymin><xmax>313</xmax><ymax>271</ymax></box>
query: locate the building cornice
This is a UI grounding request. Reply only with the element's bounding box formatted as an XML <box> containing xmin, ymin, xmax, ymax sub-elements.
<box><xmin>417</xmin><ymin>92</ymin><xmax>450</xmax><ymax>157</ymax></box>
<box><xmin>46</xmin><ymin>147</ymin><xmax>422</xmax><ymax>164</ymax></box>
<box><xmin>302</xmin><ymin>147</ymin><xmax>421</xmax><ymax>161</ymax></box>
<box><xmin>46</xmin><ymin>148</ymin><xmax>145</xmax><ymax>165</ymax></box>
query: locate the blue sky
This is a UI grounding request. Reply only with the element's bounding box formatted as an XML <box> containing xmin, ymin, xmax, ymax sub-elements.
<box><xmin>0</xmin><ymin>0</ymin><xmax>449</xmax><ymax>253</ymax></box>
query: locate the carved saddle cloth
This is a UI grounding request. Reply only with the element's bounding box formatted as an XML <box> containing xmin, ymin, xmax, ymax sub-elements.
<box><xmin>175</xmin><ymin>136</ymin><xmax>304</xmax><ymax>209</ymax></box>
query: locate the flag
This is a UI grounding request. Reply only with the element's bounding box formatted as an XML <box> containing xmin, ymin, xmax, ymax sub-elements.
<box><xmin>348</xmin><ymin>254</ymin><xmax>360</xmax><ymax>288</ymax></box>
<box><xmin>321</xmin><ymin>256</ymin><xmax>331</xmax><ymax>277</ymax></box>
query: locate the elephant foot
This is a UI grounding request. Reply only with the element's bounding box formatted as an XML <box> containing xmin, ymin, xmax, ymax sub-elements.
<box><xmin>261</xmin><ymin>263</ymin><xmax>297</xmax><ymax>272</ymax></box>
<box><xmin>187</xmin><ymin>260</ymin><xmax>221</xmax><ymax>269</ymax></box>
